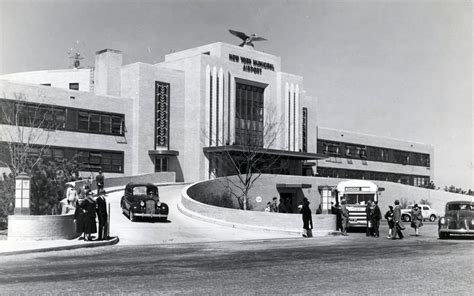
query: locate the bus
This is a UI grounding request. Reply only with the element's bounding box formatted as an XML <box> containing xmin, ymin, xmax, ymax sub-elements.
<box><xmin>334</xmin><ymin>180</ymin><xmax>381</xmax><ymax>228</ymax></box>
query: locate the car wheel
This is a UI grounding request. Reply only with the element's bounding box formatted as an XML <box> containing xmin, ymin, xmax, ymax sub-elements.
<box><xmin>403</xmin><ymin>215</ymin><xmax>411</xmax><ymax>222</ymax></box>
<box><xmin>129</xmin><ymin>211</ymin><xmax>135</xmax><ymax>222</ymax></box>
<box><xmin>429</xmin><ymin>215</ymin><xmax>436</xmax><ymax>222</ymax></box>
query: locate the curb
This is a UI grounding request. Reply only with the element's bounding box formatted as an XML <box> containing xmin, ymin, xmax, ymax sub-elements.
<box><xmin>177</xmin><ymin>202</ymin><xmax>336</xmax><ymax>237</ymax></box>
<box><xmin>0</xmin><ymin>236</ymin><xmax>120</xmax><ymax>256</ymax></box>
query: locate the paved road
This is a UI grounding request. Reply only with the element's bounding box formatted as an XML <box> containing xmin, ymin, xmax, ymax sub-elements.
<box><xmin>0</xmin><ymin>224</ymin><xmax>472</xmax><ymax>295</ymax></box>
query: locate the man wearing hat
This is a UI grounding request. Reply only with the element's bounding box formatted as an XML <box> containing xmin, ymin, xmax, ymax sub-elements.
<box><xmin>341</xmin><ymin>200</ymin><xmax>349</xmax><ymax>236</ymax></box>
<box><xmin>392</xmin><ymin>199</ymin><xmax>405</xmax><ymax>239</ymax></box>
<box><xmin>96</xmin><ymin>189</ymin><xmax>108</xmax><ymax>241</ymax></box>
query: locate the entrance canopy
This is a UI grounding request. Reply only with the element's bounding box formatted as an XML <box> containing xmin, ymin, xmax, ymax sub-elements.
<box><xmin>276</xmin><ymin>183</ymin><xmax>312</xmax><ymax>189</ymax></box>
<box><xmin>203</xmin><ymin>145</ymin><xmax>327</xmax><ymax>160</ymax></box>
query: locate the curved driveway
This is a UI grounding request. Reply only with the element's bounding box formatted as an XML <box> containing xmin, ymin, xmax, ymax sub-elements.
<box><xmin>108</xmin><ymin>184</ymin><xmax>296</xmax><ymax>245</ymax></box>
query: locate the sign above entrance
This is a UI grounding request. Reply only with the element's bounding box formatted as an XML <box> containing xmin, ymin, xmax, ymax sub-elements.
<box><xmin>229</xmin><ymin>54</ymin><xmax>275</xmax><ymax>75</ymax></box>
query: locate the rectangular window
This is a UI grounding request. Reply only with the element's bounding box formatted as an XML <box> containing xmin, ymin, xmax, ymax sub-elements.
<box><xmin>78</xmin><ymin>112</ymin><xmax>89</xmax><ymax>131</ymax></box>
<box><xmin>155</xmin><ymin>157</ymin><xmax>168</xmax><ymax>172</ymax></box>
<box><xmin>235</xmin><ymin>82</ymin><xmax>265</xmax><ymax>146</ymax></box>
<box><xmin>100</xmin><ymin>115</ymin><xmax>111</xmax><ymax>133</ymax></box>
<box><xmin>89</xmin><ymin>114</ymin><xmax>100</xmax><ymax>132</ymax></box>
<box><xmin>111</xmin><ymin>116</ymin><xmax>123</xmax><ymax>135</ymax></box>
<box><xmin>69</xmin><ymin>83</ymin><xmax>79</xmax><ymax>90</ymax></box>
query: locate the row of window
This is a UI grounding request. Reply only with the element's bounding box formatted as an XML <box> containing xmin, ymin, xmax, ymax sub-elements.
<box><xmin>317</xmin><ymin>166</ymin><xmax>430</xmax><ymax>187</ymax></box>
<box><xmin>0</xmin><ymin>142</ymin><xmax>124</xmax><ymax>173</ymax></box>
<box><xmin>317</xmin><ymin>139</ymin><xmax>430</xmax><ymax>167</ymax></box>
<box><xmin>0</xmin><ymin>98</ymin><xmax>125</xmax><ymax>136</ymax></box>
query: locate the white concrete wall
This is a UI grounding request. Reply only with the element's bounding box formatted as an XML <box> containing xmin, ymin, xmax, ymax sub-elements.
<box><xmin>0</xmin><ymin>69</ymin><xmax>92</xmax><ymax>92</ymax></box>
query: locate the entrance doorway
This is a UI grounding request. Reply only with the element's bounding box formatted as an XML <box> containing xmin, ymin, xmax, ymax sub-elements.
<box><xmin>279</xmin><ymin>192</ymin><xmax>294</xmax><ymax>213</ymax></box>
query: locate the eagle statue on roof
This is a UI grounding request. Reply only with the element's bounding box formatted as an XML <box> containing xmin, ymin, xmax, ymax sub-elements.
<box><xmin>229</xmin><ymin>29</ymin><xmax>267</xmax><ymax>47</ymax></box>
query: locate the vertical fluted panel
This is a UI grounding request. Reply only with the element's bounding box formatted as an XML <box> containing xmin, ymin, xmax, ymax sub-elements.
<box><xmin>218</xmin><ymin>68</ymin><xmax>224</xmax><ymax>146</ymax></box>
<box><xmin>295</xmin><ymin>84</ymin><xmax>300</xmax><ymax>152</ymax></box>
<box><xmin>285</xmin><ymin>82</ymin><xmax>289</xmax><ymax>150</ymax></box>
<box><xmin>211</xmin><ymin>66</ymin><xmax>217</xmax><ymax>146</ymax></box>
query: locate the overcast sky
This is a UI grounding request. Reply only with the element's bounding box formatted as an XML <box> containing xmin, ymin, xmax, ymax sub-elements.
<box><xmin>0</xmin><ymin>0</ymin><xmax>472</xmax><ymax>189</ymax></box>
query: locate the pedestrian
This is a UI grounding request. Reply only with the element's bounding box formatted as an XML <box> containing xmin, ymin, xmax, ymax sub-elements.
<box><xmin>384</xmin><ymin>206</ymin><xmax>395</xmax><ymax>239</ymax></box>
<box><xmin>340</xmin><ymin>200</ymin><xmax>349</xmax><ymax>236</ymax></box>
<box><xmin>300</xmin><ymin>197</ymin><xmax>313</xmax><ymax>237</ymax></box>
<box><xmin>96</xmin><ymin>189</ymin><xmax>108</xmax><ymax>241</ymax></box>
<box><xmin>366</xmin><ymin>200</ymin><xmax>373</xmax><ymax>237</ymax></box>
<box><xmin>95</xmin><ymin>170</ymin><xmax>105</xmax><ymax>195</ymax></box>
<box><xmin>371</xmin><ymin>201</ymin><xmax>382</xmax><ymax>237</ymax></box>
<box><xmin>278</xmin><ymin>198</ymin><xmax>287</xmax><ymax>213</ymax></box>
<box><xmin>392</xmin><ymin>200</ymin><xmax>405</xmax><ymax>239</ymax></box>
<box><xmin>334</xmin><ymin>202</ymin><xmax>342</xmax><ymax>231</ymax></box>
<box><xmin>264</xmin><ymin>202</ymin><xmax>271</xmax><ymax>212</ymax></box>
<box><xmin>67</xmin><ymin>184</ymin><xmax>78</xmax><ymax>208</ymax></box>
<box><xmin>82</xmin><ymin>192</ymin><xmax>97</xmax><ymax>241</ymax></box>
<box><xmin>410</xmin><ymin>203</ymin><xmax>423</xmax><ymax>236</ymax></box>
<box><xmin>74</xmin><ymin>200</ymin><xmax>86</xmax><ymax>240</ymax></box>
<box><xmin>270</xmin><ymin>197</ymin><xmax>278</xmax><ymax>212</ymax></box>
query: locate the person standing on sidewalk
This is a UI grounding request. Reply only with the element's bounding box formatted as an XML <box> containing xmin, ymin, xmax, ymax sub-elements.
<box><xmin>392</xmin><ymin>200</ymin><xmax>405</xmax><ymax>239</ymax></box>
<box><xmin>270</xmin><ymin>197</ymin><xmax>278</xmax><ymax>213</ymax></box>
<box><xmin>83</xmin><ymin>192</ymin><xmax>97</xmax><ymax>241</ymax></box>
<box><xmin>365</xmin><ymin>201</ymin><xmax>373</xmax><ymax>237</ymax></box>
<box><xmin>300</xmin><ymin>197</ymin><xmax>313</xmax><ymax>237</ymax></box>
<box><xmin>95</xmin><ymin>170</ymin><xmax>105</xmax><ymax>195</ymax></box>
<box><xmin>96</xmin><ymin>189</ymin><xmax>108</xmax><ymax>241</ymax></box>
<box><xmin>341</xmin><ymin>200</ymin><xmax>349</xmax><ymax>236</ymax></box>
<box><xmin>371</xmin><ymin>201</ymin><xmax>382</xmax><ymax>237</ymax></box>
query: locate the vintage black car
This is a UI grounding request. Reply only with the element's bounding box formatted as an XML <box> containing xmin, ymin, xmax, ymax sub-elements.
<box><xmin>121</xmin><ymin>183</ymin><xmax>169</xmax><ymax>222</ymax></box>
<box><xmin>438</xmin><ymin>200</ymin><xmax>474</xmax><ymax>239</ymax></box>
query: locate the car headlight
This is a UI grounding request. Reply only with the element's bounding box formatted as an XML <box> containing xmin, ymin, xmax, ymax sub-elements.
<box><xmin>439</xmin><ymin>217</ymin><xmax>445</xmax><ymax>225</ymax></box>
<box><xmin>140</xmin><ymin>201</ymin><xmax>145</xmax><ymax>207</ymax></box>
<box><xmin>471</xmin><ymin>219</ymin><xmax>474</xmax><ymax>226</ymax></box>
<box><xmin>156</xmin><ymin>201</ymin><xmax>161</xmax><ymax>207</ymax></box>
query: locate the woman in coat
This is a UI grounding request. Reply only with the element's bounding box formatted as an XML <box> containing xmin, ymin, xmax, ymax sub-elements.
<box><xmin>74</xmin><ymin>200</ymin><xmax>85</xmax><ymax>239</ymax></box>
<box><xmin>410</xmin><ymin>204</ymin><xmax>423</xmax><ymax>236</ymax></box>
<box><xmin>82</xmin><ymin>194</ymin><xmax>97</xmax><ymax>241</ymax></box>
<box><xmin>300</xmin><ymin>197</ymin><xmax>313</xmax><ymax>238</ymax></box>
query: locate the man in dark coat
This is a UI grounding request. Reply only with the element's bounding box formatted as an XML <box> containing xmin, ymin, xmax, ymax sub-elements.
<box><xmin>82</xmin><ymin>193</ymin><xmax>97</xmax><ymax>241</ymax></box>
<box><xmin>278</xmin><ymin>198</ymin><xmax>287</xmax><ymax>213</ymax></box>
<box><xmin>96</xmin><ymin>189</ymin><xmax>108</xmax><ymax>240</ymax></box>
<box><xmin>392</xmin><ymin>200</ymin><xmax>405</xmax><ymax>239</ymax></box>
<box><xmin>300</xmin><ymin>197</ymin><xmax>313</xmax><ymax>237</ymax></box>
<box><xmin>371</xmin><ymin>201</ymin><xmax>382</xmax><ymax>237</ymax></box>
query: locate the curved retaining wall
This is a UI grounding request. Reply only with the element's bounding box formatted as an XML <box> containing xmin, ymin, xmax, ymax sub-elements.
<box><xmin>180</xmin><ymin>183</ymin><xmax>336</xmax><ymax>236</ymax></box>
<box><xmin>8</xmin><ymin>214</ymin><xmax>78</xmax><ymax>240</ymax></box>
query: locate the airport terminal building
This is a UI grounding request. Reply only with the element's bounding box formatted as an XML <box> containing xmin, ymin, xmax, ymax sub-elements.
<box><xmin>0</xmin><ymin>42</ymin><xmax>433</xmax><ymax>186</ymax></box>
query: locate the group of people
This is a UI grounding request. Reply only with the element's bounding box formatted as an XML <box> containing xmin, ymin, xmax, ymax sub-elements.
<box><xmin>332</xmin><ymin>199</ymin><xmax>424</xmax><ymax>239</ymax></box>
<box><xmin>385</xmin><ymin>201</ymin><xmax>423</xmax><ymax>239</ymax></box>
<box><xmin>73</xmin><ymin>188</ymin><xmax>109</xmax><ymax>241</ymax></box>
<box><xmin>65</xmin><ymin>170</ymin><xmax>108</xmax><ymax>241</ymax></box>
<box><xmin>265</xmin><ymin>197</ymin><xmax>293</xmax><ymax>213</ymax></box>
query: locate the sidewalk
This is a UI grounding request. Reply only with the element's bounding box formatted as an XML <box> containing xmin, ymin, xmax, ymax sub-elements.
<box><xmin>0</xmin><ymin>235</ymin><xmax>119</xmax><ymax>256</ymax></box>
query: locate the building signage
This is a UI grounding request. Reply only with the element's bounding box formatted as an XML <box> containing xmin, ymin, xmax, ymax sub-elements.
<box><xmin>228</xmin><ymin>54</ymin><xmax>275</xmax><ymax>75</ymax></box>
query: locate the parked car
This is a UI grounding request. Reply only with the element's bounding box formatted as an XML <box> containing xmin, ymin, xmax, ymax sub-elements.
<box><xmin>401</xmin><ymin>204</ymin><xmax>438</xmax><ymax>222</ymax></box>
<box><xmin>438</xmin><ymin>201</ymin><xmax>474</xmax><ymax>239</ymax></box>
<box><xmin>121</xmin><ymin>183</ymin><xmax>169</xmax><ymax>222</ymax></box>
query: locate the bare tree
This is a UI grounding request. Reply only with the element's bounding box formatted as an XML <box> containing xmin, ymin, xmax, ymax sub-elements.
<box><xmin>0</xmin><ymin>93</ymin><xmax>63</xmax><ymax>174</ymax></box>
<box><xmin>205</xmin><ymin>104</ymin><xmax>284</xmax><ymax>210</ymax></box>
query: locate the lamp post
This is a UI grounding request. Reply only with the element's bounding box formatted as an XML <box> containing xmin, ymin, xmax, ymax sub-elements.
<box><xmin>14</xmin><ymin>173</ymin><xmax>31</xmax><ymax>215</ymax></box>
